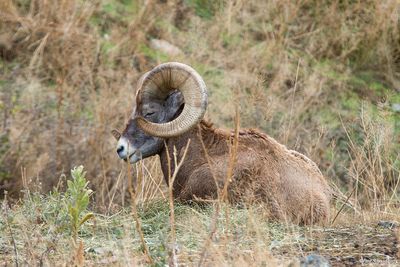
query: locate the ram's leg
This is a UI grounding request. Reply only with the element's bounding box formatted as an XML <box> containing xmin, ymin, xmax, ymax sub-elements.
<box><xmin>293</xmin><ymin>192</ymin><xmax>330</xmax><ymax>225</ymax></box>
<box><xmin>308</xmin><ymin>193</ymin><xmax>330</xmax><ymax>224</ymax></box>
<box><xmin>178</xmin><ymin>168</ymin><xmax>219</xmax><ymax>202</ymax></box>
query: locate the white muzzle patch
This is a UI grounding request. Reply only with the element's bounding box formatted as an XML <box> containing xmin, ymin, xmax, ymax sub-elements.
<box><xmin>117</xmin><ymin>137</ymin><xmax>137</xmax><ymax>161</ymax></box>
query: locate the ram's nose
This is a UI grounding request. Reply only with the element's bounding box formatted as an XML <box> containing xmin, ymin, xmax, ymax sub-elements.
<box><xmin>117</xmin><ymin>144</ymin><xmax>126</xmax><ymax>159</ymax></box>
<box><xmin>116</xmin><ymin>136</ymin><xmax>130</xmax><ymax>160</ymax></box>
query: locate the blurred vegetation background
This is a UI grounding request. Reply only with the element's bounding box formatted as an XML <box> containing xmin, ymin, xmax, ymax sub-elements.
<box><xmin>0</xmin><ymin>0</ymin><xmax>399</xmax><ymax>210</ymax></box>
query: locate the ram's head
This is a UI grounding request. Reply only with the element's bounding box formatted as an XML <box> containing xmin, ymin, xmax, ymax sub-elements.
<box><xmin>112</xmin><ymin>62</ymin><xmax>208</xmax><ymax>163</ymax></box>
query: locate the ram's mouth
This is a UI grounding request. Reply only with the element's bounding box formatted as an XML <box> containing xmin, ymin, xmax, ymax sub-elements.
<box><xmin>122</xmin><ymin>152</ymin><xmax>134</xmax><ymax>162</ymax></box>
<box><xmin>128</xmin><ymin>153</ymin><xmax>135</xmax><ymax>160</ymax></box>
<box><xmin>126</xmin><ymin>151</ymin><xmax>141</xmax><ymax>164</ymax></box>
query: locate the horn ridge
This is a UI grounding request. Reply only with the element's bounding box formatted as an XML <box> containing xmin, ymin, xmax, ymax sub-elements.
<box><xmin>135</xmin><ymin>62</ymin><xmax>208</xmax><ymax>137</ymax></box>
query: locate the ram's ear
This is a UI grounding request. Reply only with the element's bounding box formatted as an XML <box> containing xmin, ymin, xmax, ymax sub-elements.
<box><xmin>111</xmin><ymin>129</ymin><xmax>121</xmax><ymax>141</ymax></box>
<box><xmin>164</xmin><ymin>91</ymin><xmax>184</xmax><ymax>121</ymax></box>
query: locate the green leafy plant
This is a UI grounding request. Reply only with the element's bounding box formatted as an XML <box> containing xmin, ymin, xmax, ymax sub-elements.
<box><xmin>66</xmin><ymin>166</ymin><xmax>94</xmax><ymax>242</ymax></box>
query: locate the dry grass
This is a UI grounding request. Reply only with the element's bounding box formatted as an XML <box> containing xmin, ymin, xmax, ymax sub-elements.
<box><xmin>0</xmin><ymin>0</ymin><xmax>399</xmax><ymax>266</ymax></box>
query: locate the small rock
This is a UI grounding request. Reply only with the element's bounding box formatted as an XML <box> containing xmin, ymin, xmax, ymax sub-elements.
<box><xmin>149</xmin><ymin>39</ymin><xmax>183</xmax><ymax>56</ymax></box>
<box><xmin>392</xmin><ymin>103</ymin><xmax>400</xmax><ymax>112</ymax></box>
<box><xmin>300</xmin><ymin>254</ymin><xmax>330</xmax><ymax>267</ymax></box>
<box><xmin>377</xmin><ymin>220</ymin><xmax>398</xmax><ymax>229</ymax></box>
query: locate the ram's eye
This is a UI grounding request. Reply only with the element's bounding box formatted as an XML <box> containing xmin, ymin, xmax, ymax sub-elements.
<box><xmin>144</xmin><ymin>112</ymin><xmax>155</xmax><ymax>118</ymax></box>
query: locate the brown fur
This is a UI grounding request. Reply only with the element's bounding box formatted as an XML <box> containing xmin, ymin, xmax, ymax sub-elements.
<box><xmin>159</xmin><ymin>121</ymin><xmax>331</xmax><ymax>225</ymax></box>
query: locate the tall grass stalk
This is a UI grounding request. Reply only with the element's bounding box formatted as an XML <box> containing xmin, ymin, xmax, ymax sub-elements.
<box><xmin>166</xmin><ymin>140</ymin><xmax>191</xmax><ymax>266</ymax></box>
<box><xmin>198</xmin><ymin>106</ymin><xmax>240</xmax><ymax>266</ymax></box>
<box><xmin>126</xmin><ymin>153</ymin><xmax>153</xmax><ymax>264</ymax></box>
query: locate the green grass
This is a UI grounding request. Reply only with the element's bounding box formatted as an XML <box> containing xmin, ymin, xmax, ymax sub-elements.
<box><xmin>139</xmin><ymin>44</ymin><xmax>170</xmax><ymax>63</ymax></box>
<box><xmin>186</xmin><ymin>0</ymin><xmax>223</xmax><ymax>20</ymax></box>
<box><xmin>2</xmin><ymin>190</ymin><xmax>399</xmax><ymax>266</ymax></box>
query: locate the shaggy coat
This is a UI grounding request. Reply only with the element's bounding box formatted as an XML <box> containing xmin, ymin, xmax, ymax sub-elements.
<box><xmin>159</xmin><ymin>120</ymin><xmax>331</xmax><ymax>225</ymax></box>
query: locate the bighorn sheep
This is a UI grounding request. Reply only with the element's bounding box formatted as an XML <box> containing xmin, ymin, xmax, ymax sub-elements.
<box><xmin>113</xmin><ymin>62</ymin><xmax>331</xmax><ymax>224</ymax></box>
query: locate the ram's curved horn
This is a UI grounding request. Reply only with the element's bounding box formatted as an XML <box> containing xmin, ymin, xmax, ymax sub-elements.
<box><xmin>135</xmin><ymin>62</ymin><xmax>208</xmax><ymax>137</ymax></box>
